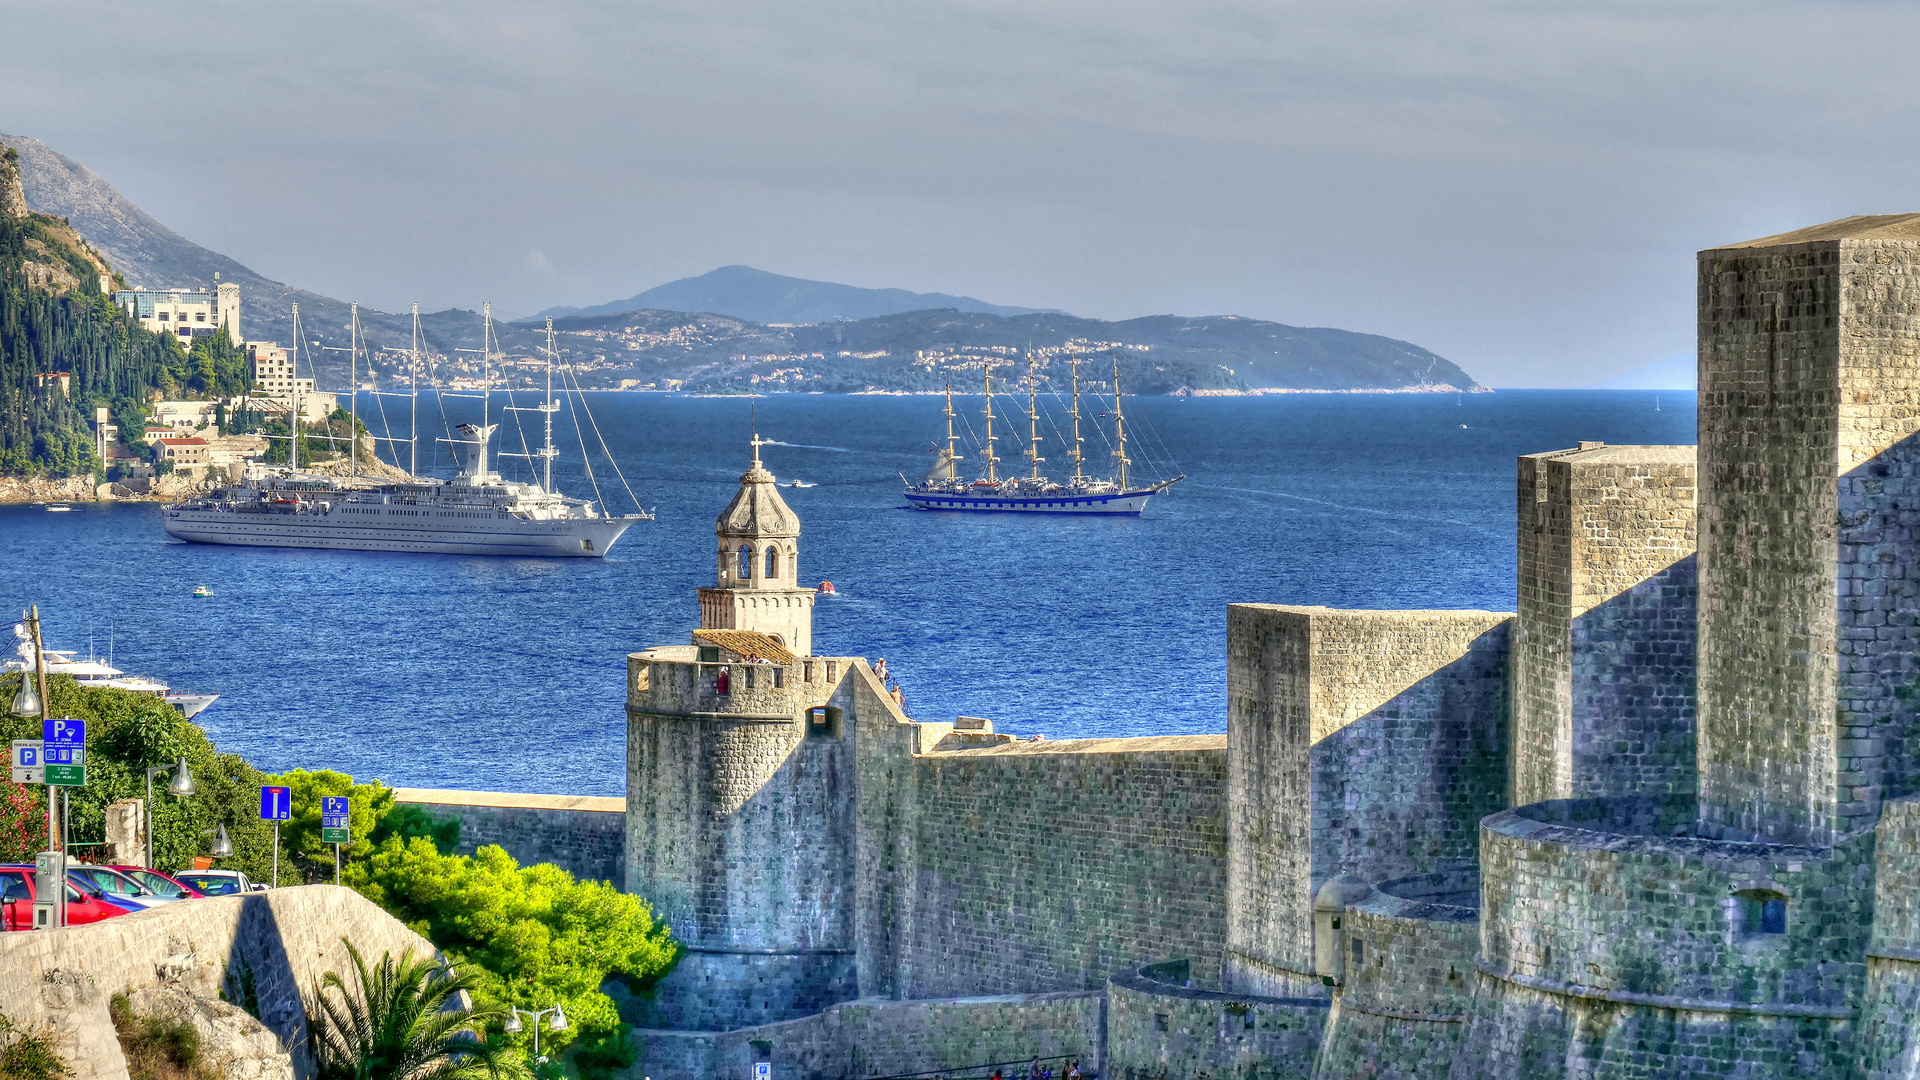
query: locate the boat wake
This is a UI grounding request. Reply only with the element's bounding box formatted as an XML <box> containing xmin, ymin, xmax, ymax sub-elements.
<box><xmin>1194</xmin><ymin>484</ymin><xmax>1493</xmax><ymax>533</ymax></box>
<box><xmin>762</xmin><ymin>440</ymin><xmax>853</xmax><ymax>452</ymax></box>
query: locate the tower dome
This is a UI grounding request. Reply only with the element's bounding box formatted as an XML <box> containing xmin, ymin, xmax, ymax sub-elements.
<box><xmin>699</xmin><ymin>434</ymin><xmax>815</xmax><ymax>654</ymax></box>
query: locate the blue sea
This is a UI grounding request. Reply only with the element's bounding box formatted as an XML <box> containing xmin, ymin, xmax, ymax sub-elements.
<box><xmin>0</xmin><ymin>391</ymin><xmax>1696</xmax><ymax>796</ymax></box>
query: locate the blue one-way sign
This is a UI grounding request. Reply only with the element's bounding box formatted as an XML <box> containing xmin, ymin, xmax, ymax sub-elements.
<box><xmin>259</xmin><ymin>785</ymin><xmax>291</xmax><ymax>821</ymax></box>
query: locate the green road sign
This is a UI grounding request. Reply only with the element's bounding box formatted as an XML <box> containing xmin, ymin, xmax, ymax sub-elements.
<box><xmin>321</xmin><ymin>826</ymin><xmax>350</xmax><ymax>843</ymax></box>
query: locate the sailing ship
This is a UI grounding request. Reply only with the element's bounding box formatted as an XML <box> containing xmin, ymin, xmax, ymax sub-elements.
<box><xmin>164</xmin><ymin>306</ymin><xmax>652</xmax><ymax>557</ymax></box>
<box><xmin>903</xmin><ymin>356</ymin><xmax>1182</xmax><ymax>514</ymax></box>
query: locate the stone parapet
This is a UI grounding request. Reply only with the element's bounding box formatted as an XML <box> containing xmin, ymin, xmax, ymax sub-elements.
<box><xmin>1106</xmin><ymin>960</ymin><xmax>1327</xmax><ymax>1080</ymax></box>
<box><xmin>390</xmin><ymin>788</ymin><xmax>626</xmax><ymax>887</ymax></box>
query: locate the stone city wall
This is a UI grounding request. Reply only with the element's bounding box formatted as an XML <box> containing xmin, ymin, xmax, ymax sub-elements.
<box><xmin>1105</xmin><ymin>960</ymin><xmax>1327</xmax><ymax>1080</ymax></box>
<box><xmin>906</xmin><ymin>734</ymin><xmax>1229</xmax><ymax>999</ymax></box>
<box><xmin>698</xmin><ymin>991</ymin><xmax>1103</xmax><ymax>1080</ymax></box>
<box><xmin>1312</xmin><ymin>873</ymin><xmax>1479</xmax><ymax>1080</ymax></box>
<box><xmin>1451</xmin><ymin>799</ymin><xmax>1870</xmax><ymax>1079</ymax></box>
<box><xmin>1858</xmin><ymin>794</ymin><xmax>1920</xmax><ymax>1079</ymax></box>
<box><xmin>1513</xmin><ymin>445</ymin><xmax>1697</xmax><ymax>806</ymax></box>
<box><xmin>390</xmin><ymin>788</ymin><xmax>626</xmax><ymax>886</ymax></box>
<box><xmin>0</xmin><ymin>885</ymin><xmax>433</xmax><ymax>1080</ymax></box>
<box><xmin>1225</xmin><ymin>604</ymin><xmax>1509</xmax><ymax>998</ymax></box>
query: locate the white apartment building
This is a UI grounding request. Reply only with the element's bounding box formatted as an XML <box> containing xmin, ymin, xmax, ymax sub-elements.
<box><xmin>114</xmin><ymin>280</ymin><xmax>241</xmax><ymax>347</ymax></box>
<box><xmin>246</xmin><ymin>341</ymin><xmax>314</xmax><ymax>396</ymax></box>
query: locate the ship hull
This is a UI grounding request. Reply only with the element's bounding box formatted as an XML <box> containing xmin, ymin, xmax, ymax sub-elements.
<box><xmin>163</xmin><ymin>507</ymin><xmax>638</xmax><ymax>557</ymax></box>
<box><xmin>903</xmin><ymin>488</ymin><xmax>1159</xmax><ymax>514</ymax></box>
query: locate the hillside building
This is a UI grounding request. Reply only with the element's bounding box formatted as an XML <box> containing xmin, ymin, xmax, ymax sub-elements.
<box><xmin>114</xmin><ymin>280</ymin><xmax>240</xmax><ymax>347</ymax></box>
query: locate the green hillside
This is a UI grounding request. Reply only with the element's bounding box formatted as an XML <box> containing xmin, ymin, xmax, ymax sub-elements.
<box><xmin>0</xmin><ymin>146</ymin><xmax>249</xmax><ymax>477</ymax></box>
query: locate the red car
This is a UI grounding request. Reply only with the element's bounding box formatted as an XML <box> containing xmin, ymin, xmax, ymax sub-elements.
<box><xmin>0</xmin><ymin>865</ymin><xmax>133</xmax><ymax>930</ymax></box>
<box><xmin>101</xmin><ymin>865</ymin><xmax>208</xmax><ymax>900</ymax></box>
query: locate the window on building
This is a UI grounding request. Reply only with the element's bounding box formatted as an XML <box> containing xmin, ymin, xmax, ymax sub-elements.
<box><xmin>738</xmin><ymin>544</ymin><xmax>752</xmax><ymax>578</ymax></box>
<box><xmin>773</xmin><ymin>667</ymin><xmax>784</xmax><ymax>688</ymax></box>
<box><xmin>195</xmin><ymin>312</ymin><xmax>206</xmax><ymax>322</ymax></box>
<box><xmin>1738</xmin><ymin>890</ymin><xmax>1788</xmax><ymax>936</ymax></box>
<box><xmin>807</xmin><ymin>705</ymin><xmax>842</xmax><ymax>739</ymax></box>
<box><xmin>699</xmin><ymin>646</ymin><xmax>721</xmax><ymax>664</ymax></box>
<box><xmin>158</xmin><ymin>311</ymin><xmax>170</xmax><ymax>321</ymax></box>
<box><xmin>1350</xmin><ymin>939</ymin><xmax>1363</xmax><ymax>967</ymax></box>
<box><xmin>803</xmin><ymin>661</ymin><xmax>814</xmax><ymax>682</ymax></box>
<box><xmin>744</xmin><ymin>666</ymin><xmax>756</xmax><ymax>689</ymax></box>
<box><xmin>767</xmin><ymin>547</ymin><xmax>780</xmax><ymax>578</ymax></box>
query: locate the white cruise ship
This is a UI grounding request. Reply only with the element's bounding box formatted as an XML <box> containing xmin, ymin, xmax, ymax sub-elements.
<box><xmin>164</xmin><ymin>423</ymin><xmax>646</xmax><ymax>557</ymax></box>
<box><xmin>163</xmin><ymin>308</ymin><xmax>651</xmax><ymax>558</ymax></box>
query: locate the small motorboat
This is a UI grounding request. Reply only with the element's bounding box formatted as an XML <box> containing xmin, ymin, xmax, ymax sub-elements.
<box><xmin>192</xmin><ymin>586</ymin><xmax>214</xmax><ymax>598</ymax></box>
<box><xmin>45</xmin><ymin>504</ymin><xmax>72</xmax><ymax>512</ymax></box>
<box><xmin>818</xmin><ymin>581</ymin><xmax>837</xmax><ymax>595</ymax></box>
<box><xmin>786</xmin><ymin>480</ymin><xmax>815</xmax><ymax>489</ymax></box>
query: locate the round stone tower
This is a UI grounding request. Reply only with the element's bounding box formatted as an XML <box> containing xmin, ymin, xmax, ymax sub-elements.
<box><xmin>624</xmin><ymin>437</ymin><xmax>855</xmax><ymax>1032</ymax></box>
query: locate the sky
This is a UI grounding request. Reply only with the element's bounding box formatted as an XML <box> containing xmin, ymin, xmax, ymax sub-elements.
<box><xmin>4</xmin><ymin>2</ymin><xmax>1920</xmax><ymax>387</ymax></box>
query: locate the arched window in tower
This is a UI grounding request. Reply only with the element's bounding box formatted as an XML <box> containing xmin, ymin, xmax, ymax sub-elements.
<box><xmin>767</xmin><ymin>547</ymin><xmax>780</xmax><ymax>579</ymax></box>
<box><xmin>738</xmin><ymin>544</ymin><xmax>753</xmax><ymax>579</ymax></box>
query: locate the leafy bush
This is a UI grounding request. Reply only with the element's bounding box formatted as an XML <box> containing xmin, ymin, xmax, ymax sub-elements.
<box><xmin>0</xmin><ymin>1010</ymin><xmax>68</xmax><ymax>1080</ymax></box>
<box><xmin>0</xmin><ymin>777</ymin><xmax>48</xmax><ymax>863</ymax></box>
<box><xmin>346</xmin><ymin>838</ymin><xmax>676</xmax><ymax>1075</ymax></box>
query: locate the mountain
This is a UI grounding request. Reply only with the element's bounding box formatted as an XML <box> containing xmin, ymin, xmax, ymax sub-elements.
<box><xmin>0</xmin><ymin>130</ymin><xmax>1480</xmax><ymax>394</ymax></box>
<box><xmin>539</xmin><ymin>306</ymin><xmax>1478</xmax><ymax>394</ymax></box>
<box><xmin>1589</xmin><ymin>355</ymin><xmax>1695</xmax><ymax>390</ymax></box>
<box><xmin>532</xmin><ymin>264</ymin><xmax>1060</xmax><ymax>323</ymax></box>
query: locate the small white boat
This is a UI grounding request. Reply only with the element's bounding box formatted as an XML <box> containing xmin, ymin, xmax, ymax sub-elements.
<box><xmin>45</xmin><ymin>504</ymin><xmax>72</xmax><ymax>512</ymax></box>
<box><xmin>786</xmin><ymin>480</ymin><xmax>816</xmax><ymax>489</ymax></box>
<box><xmin>192</xmin><ymin>585</ymin><xmax>214</xmax><ymax>598</ymax></box>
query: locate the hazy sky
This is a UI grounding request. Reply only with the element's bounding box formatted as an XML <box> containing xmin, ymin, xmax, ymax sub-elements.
<box><xmin>5</xmin><ymin>1</ymin><xmax>1919</xmax><ymax>386</ymax></box>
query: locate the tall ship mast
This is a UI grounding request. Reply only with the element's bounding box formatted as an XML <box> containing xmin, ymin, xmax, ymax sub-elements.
<box><xmin>902</xmin><ymin>351</ymin><xmax>1182</xmax><ymax>515</ymax></box>
<box><xmin>162</xmin><ymin>304</ymin><xmax>654</xmax><ymax>557</ymax></box>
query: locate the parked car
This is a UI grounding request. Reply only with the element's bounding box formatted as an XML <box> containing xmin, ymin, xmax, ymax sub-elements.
<box><xmin>172</xmin><ymin>869</ymin><xmax>264</xmax><ymax>896</ymax></box>
<box><xmin>104</xmin><ymin>866</ymin><xmax>207</xmax><ymax>900</ymax></box>
<box><xmin>0</xmin><ymin>865</ymin><xmax>133</xmax><ymax>930</ymax></box>
<box><xmin>67</xmin><ymin>865</ymin><xmax>174</xmax><ymax>909</ymax></box>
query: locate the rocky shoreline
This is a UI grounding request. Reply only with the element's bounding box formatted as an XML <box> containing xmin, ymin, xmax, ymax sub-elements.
<box><xmin>0</xmin><ymin>472</ymin><xmax>208</xmax><ymax>504</ymax></box>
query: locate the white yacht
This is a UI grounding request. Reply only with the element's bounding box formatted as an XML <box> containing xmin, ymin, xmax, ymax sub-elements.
<box><xmin>5</xmin><ymin>640</ymin><xmax>219</xmax><ymax>719</ymax></box>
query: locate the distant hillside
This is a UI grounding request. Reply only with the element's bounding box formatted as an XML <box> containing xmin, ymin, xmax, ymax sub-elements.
<box><xmin>534</xmin><ymin>264</ymin><xmax>1059</xmax><ymax>323</ymax></box>
<box><xmin>538</xmin><ymin>306</ymin><xmax>1478</xmax><ymax>394</ymax></box>
<box><xmin>0</xmin><ymin>130</ymin><xmax>1479</xmax><ymax>394</ymax></box>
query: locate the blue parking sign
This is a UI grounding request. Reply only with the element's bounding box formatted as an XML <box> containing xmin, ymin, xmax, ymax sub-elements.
<box><xmin>321</xmin><ymin>796</ymin><xmax>350</xmax><ymax>843</ymax></box>
<box><xmin>259</xmin><ymin>785</ymin><xmax>291</xmax><ymax>821</ymax></box>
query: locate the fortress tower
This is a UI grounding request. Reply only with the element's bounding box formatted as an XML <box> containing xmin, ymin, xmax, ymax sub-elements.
<box><xmin>624</xmin><ymin>439</ymin><xmax>857</xmax><ymax>1031</ymax></box>
<box><xmin>1697</xmin><ymin>216</ymin><xmax>1920</xmax><ymax>844</ymax></box>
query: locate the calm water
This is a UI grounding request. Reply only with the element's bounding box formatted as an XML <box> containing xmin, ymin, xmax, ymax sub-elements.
<box><xmin>0</xmin><ymin>390</ymin><xmax>1696</xmax><ymax>795</ymax></box>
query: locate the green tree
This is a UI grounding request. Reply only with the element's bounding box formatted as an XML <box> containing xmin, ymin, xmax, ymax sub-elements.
<box><xmin>346</xmin><ymin>838</ymin><xmax>675</xmax><ymax>1074</ymax></box>
<box><xmin>272</xmin><ymin>769</ymin><xmax>395</xmax><ymax>876</ymax></box>
<box><xmin>309</xmin><ymin>939</ymin><xmax>519</xmax><ymax>1080</ymax></box>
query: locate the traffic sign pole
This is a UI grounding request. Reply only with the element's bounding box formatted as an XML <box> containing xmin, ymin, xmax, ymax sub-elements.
<box><xmin>272</xmin><ymin>823</ymin><xmax>279</xmax><ymax>889</ymax></box>
<box><xmin>320</xmin><ymin>796</ymin><xmax>351</xmax><ymax>886</ymax></box>
<box><xmin>259</xmin><ymin>786</ymin><xmax>291</xmax><ymax>889</ymax></box>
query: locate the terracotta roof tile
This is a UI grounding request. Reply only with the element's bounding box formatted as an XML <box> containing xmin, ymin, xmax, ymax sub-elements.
<box><xmin>692</xmin><ymin>628</ymin><xmax>796</xmax><ymax>663</ymax></box>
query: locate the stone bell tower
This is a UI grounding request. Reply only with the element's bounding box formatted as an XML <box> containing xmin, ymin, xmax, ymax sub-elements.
<box><xmin>698</xmin><ymin>435</ymin><xmax>815</xmax><ymax>657</ymax></box>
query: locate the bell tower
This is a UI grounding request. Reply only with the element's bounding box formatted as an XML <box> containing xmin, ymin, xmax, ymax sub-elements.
<box><xmin>698</xmin><ymin>435</ymin><xmax>815</xmax><ymax>656</ymax></box>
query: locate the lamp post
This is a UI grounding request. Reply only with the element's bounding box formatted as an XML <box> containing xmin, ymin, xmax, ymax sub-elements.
<box><xmin>13</xmin><ymin>606</ymin><xmax>59</xmax><ymax>930</ymax></box>
<box><xmin>144</xmin><ymin>758</ymin><xmax>194</xmax><ymax>870</ymax></box>
<box><xmin>503</xmin><ymin>1004</ymin><xmax>568</xmax><ymax>1065</ymax></box>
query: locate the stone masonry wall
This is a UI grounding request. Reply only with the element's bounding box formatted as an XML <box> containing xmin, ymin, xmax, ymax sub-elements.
<box><xmin>1450</xmin><ymin>800</ymin><xmax>1871</xmax><ymax>1079</ymax></box>
<box><xmin>1106</xmin><ymin>961</ymin><xmax>1327</xmax><ymax>1080</ymax></box>
<box><xmin>704</xmin><ymin>991</ymin><xmax>1104</xmax><ymax>1080</ymax></box>
<box><xmin>1697</xmin><ymin>229</ymin><xmax>1920</xmax><ymax>844</ymax></box>
<box><xmin>905</xmin><ymin>734</ymin><xmax>1229</xmax><ymax>999</ymax></box>
<box><xmin>1513</xmin><ymin>445</ymin><xmax>1697</xmax><ymax>807</ymax></box>
<box><xmin>0</xmin><ymin>885</ymin><xmax>434</xmax><ymax>1080</ymax></box>
<box><xmin>1313</xmin><ymin>876</ymin><xmax>1479</xmax><ymax>1080</ymax></box>
<box><xmin>1226</xmin><ymin>605</ymin><xmax>1510</xmax><ymax>998</ymax></box>
<box><xmin>1858</xmin><ymin>794</ymin><xmax>1920</xmax><ymax>1079</ymax></box>
<box><xmin>390</xmin><ymin>789</ymin><xmax>625</xmax><ymax>886</ymax></box>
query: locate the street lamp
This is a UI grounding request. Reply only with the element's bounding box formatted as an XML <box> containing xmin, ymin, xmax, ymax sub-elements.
<box><xmin>503</xmin><ymin>1004</ymin><xmax>568</xmax><ymax>1064</ymax></box>
<box><xmin>144</xmin><ymin>758</ymin><xmax>194</xmax><ymax>871</ymax></box>
<box><xmin>9</xmin><ymin>672</ymin><xmax>40</xmax><ymax>717</ymax></box>
<box><xmin>209</xmin><ymin>824</ymin><xmax>233</xmax><ymax>859</ymax></box>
